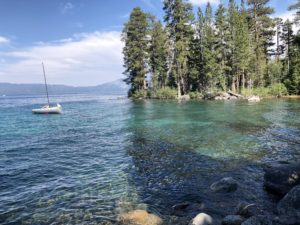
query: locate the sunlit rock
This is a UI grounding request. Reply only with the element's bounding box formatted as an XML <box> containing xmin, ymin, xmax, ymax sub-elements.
<box><xmin>117</xmin><ymin>210</ymin><xmax>163</xmax><ymax>225</ymax></box>
<box><xmin>188</xmin><ymin>213</ymin><xmax>213</xmax><ymax>225</ymax></box>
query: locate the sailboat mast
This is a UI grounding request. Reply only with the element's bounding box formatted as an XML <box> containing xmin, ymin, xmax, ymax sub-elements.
<box><xmin>42</xmin><ymin>62</ymin><xmax>50</xmax><ymax>106</ymax></box>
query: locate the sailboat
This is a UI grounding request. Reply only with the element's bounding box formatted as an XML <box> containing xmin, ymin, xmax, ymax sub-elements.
<box><xmin>32</xmin><ymin>63</ymin><xmax>62</xmax><ymax>114</ymax></box>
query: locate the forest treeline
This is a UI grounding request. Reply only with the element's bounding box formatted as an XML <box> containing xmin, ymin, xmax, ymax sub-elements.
<box><xmin>122</xmin><ymin>0</ymin><xmax>300</xmax><ymax>99</ymax></box>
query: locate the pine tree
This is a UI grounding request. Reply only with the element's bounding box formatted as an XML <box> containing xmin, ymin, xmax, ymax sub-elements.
<box><xmin>188</xmin><ymin>8</ymin><xmax>205</xmax><ymax>91</ymax></box>
<box><xmin>203</xmin><ymin>2</ymin><xmax>219</xmax><ymax>91</ymax></box>
<box><xmin>247</xmin><ymin>0</ymin><xmax>274</xmax><ymax>86</ymax></box>
<box><xmin>122</xmin><ymin>7</ymin><xmax>150</xmax><ymax>97</ymax></box>
<box><xmin>235</xmin><ymin>1</ymin><xmax>252</xmax><ymax>91</ymax></box>
<box><xmin>163</xmin><ymin>0</ymin><xmax>194</xmax><ymax>97</ymax></box>
<box><xmin>149</xmin><ymin>21</ymin><xmax>168</xmax><ymax>95</ymax></box>
<box><xmin>289</xmin><ymin>0</ymin><xmax>300</xmax><ymax>24</ymax></box>
<box><xmin>227</xmin><ymin>0</ymin><xmax>239</xmax><ymax>92</ymax></box>
<box><xmin>215</xmin><ymin>3</ymin><xmax>229</xmax><ymax>91</ymax></box>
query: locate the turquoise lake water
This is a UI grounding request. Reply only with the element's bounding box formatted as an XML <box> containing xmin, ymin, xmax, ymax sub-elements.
<box><xmin>0</xmin><ymin>95</ymin><xmax>300</xmax><ymax>224</ymax></box>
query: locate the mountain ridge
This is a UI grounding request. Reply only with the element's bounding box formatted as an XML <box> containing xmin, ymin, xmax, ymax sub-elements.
<box><xmin>0</xmin><ymin>79</ymin><xmax>129</xmax><ymax>96</ymax></box>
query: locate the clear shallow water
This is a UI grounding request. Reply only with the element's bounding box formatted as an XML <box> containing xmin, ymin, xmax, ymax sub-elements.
<box><xmin>0</xmin><ymin>95</ymin><xmax>300</xmax><ymax>224</ymax></box>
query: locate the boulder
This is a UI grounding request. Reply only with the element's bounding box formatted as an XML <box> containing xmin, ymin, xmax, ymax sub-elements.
<box><xmin>188</xmin><ymin>213</ymin><xmax>213</xmax><ymax>225</ymax></box>
<box><xmin>241</xmin><ymin>216</ymin><xmax>273</xmax><ymax>225</ymax></box>
<box><xmin>210</xmin><ymin>177</ymin><xmax>238</xmax><ymax>193</ymax></box>
<box><xmin>229</xmin><ymin>96</ymin><xmax>238</xmax><ymax>100</ymax></box>
<box><xmin>264</xmin><ymin>161</ymin><xmax>300</xmax><ymax>196</ymax></box>
<box><xmin>172</xmin><ymin>202</ymin><xmax>204</xmax><ymax>217</ymax></box>
<box><xmin>179</xmin><ymin>95</ymin><xmax>191</xmax><ymax>101</ymax></box>
<box><xmin>222</xmin><ymin>215</ymin><xmax>246</xmax><ymax>225</ymax></box>
<box><xmin>215</xmin><ymin>96</ymin><xmax>226</xmax><ymax>100</ymax></box>
<box><xmin>117</xmin><ymin>210</ymin><xmax>163</xmax><ymax>225</ymax></box>
<box><xmin>277</xmin><ymin>185</ymin><xmax>300</xmax><ymax>225</ymax></box>
<box><xmin>233</xmin><ymin>202</ymin><xmax>257</xmax><ymax>218</ymax></box>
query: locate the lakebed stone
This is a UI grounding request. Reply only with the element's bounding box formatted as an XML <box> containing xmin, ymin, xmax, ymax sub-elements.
<box><xmin>172</xmin><ymin>202</ymin><xmax>204</xmax><ymax>217</ymax></box>
<box><xmin>117</xmin><ymin>210</ymin><xmax>162</xmax><ymax>225</ymax></box>
<box><xmin>233</xmin><ymin>202</ymin><xmax>257</xmax><ymax>218</ymax></box>
<box><xmin>188</xmin><ymin>213</ymin><xmax>213</xmax><ymax>225</ymax></box>
<box><xmin>210</xmin><ymin>177</ymin><xmax>238</xmax><ymax>193</ymax></box>
<box><xmin>241</xmin><ymin>216</ymin><xmax>273</xmax><ymax>225</ymax></box>
<box><xmin>264</xmin><ymin>161</ymin><xmax>300</xmax><ymax>196</ymax></box>
<box><xmin>222</xmin><ymin>215</ymin><xmax>246</xmax><ymax>225</ymax></box>
<box><xmin>277</xmin><ymin>185</ymin><xmax>300</xmax><ymax>225</ymax></box>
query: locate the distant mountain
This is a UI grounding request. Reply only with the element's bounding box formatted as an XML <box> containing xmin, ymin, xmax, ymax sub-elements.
<box><xmin>0</xmin><ymin>79</ymin><xmax>129</xmax><ymax>96</ymax></box>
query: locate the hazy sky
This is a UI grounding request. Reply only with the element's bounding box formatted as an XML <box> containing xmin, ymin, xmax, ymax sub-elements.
<box><xmin>0</xmin><ymin>0</ymin><xmax>297</xmax><ymax>86</ymax></box>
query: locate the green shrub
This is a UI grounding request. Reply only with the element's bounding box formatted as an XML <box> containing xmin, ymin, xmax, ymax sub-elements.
<box><xmin>156</xmin><ymin>87</ymin><xmax>177</xmax><ymax>99</ymax></box>
<box><xmin>253</xmin><ymin>87</ymin><xmax>270</xmax><ymax>97</ymax></box>
<box><xmin>269</xmin><ymin>83</ymin><xmax>288</xmax><ymax>97</ymax></box>
<box><xmin>131</xmin><ymin>90</ymin><xmax>147</xmax><ymax>99</ymax></box>
<box><xmin>189</xmin><ymin>91</ymin><xmax>203</xmax><ymax>99</ymax></box>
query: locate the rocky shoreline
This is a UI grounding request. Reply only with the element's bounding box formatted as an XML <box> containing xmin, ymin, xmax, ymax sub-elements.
<box><xmin>103</xmin><ymin>161</ymin><xmax>300</xmax><ymax>225</ymax></box>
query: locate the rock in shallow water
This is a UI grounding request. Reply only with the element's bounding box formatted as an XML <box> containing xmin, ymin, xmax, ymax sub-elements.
<box><xmin>241</xmin><ymin>216</ymin><xmax>273</xmax><ymax>225</ymax></box>
<box><xmin>117</xmin><ymin>210</ymin><xmax>162</xmax><ymax>225</ymax></box>
<box><xmin>188</xmin><ymin>213</ymin><xmax>213</xmax><ymax>225</ymax></box>
<box><xmin>210</xmin><ymin>177</ymin><xmax>238</xmax><ymax>193</ymax></box>
<box><xmin>172</xmin><ymin>202</ymin><xmax>204</xmax><ymax>217</ymax></box>
<box><xmin>233</xmin><ymin>202</ymin><xmax>258</xmax><ymax>218</ymax></box>
<box><xmin>277</xmin><ymin>185</ymin><xmax>300</xmax><ymax>225</ymax></box>
<box><xmin>222</xmin><ymin>215</ymin><xmax>245</xmax><ymax>225</ymax></box>
<box><xmin>264</xmin><ymin>161</ymin><xmax>300</xmax><ymax>196</ymax></box>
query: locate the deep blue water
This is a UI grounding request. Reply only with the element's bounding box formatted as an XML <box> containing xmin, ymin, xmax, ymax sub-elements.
<box><xmin>0</xmin><ymin>95</ymin><xmax>300</xmax><ymax>224</ymax></box>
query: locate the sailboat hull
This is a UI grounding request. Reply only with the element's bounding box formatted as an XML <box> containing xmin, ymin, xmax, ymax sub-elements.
<box><xmin>32</xmin><ymin>104</ymin><xmax>62</xmax><ymax>114</ymax></box>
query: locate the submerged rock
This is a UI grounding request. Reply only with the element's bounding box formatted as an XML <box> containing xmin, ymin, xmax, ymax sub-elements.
<box><xmin>233</xmin><ymin>202</ymin><xmax>257</xmax><ymax>218</ymax></box>
<box><xmin>222</xmin><ymin>215</ymin><xmax>245</xmax><ymax>225</ymax></box>
<box><xmin>241</xmin><ymin>216</ymin><xmax>273</xmax><ymax>225</ymax></box>
<box><xmin>117</xmin><ymin>210</ymin><xmax>163</xmax><ymax>225</ymax></box>
<box><xmin>172</xmin><ymin>202</ymin><xmax>204</xmax><ymax>217</ymax></box>
<box><xmin>264</xmin><ymin>161</ymin><xmax>300</xmax><ymax>196</ymax></box>
<box><xmin>210</xmin><ymin>177</ymin><xmax>238</xmax><ymax>193</ymax></box>
<box><xmin>277</xmin><ymin>185</ymin><xmax>300</xmax><ymax>225</ymax></box>
<box><xmin>188</xmin><ymin>213</ymin><xmax>213</xmax><ymax>225</ymax></box>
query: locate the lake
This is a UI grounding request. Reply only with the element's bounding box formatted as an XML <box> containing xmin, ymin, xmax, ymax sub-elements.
<box><xmin>0</xmin><ymin>95</ymin><xmax>300</xmax><ymax>224</ymax></box>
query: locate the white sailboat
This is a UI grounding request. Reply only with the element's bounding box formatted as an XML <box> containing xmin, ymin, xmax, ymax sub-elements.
<box><xmin>32</xmin><ymin>63</ymin><xmax>62</xmax><ymax>114</ymax></box>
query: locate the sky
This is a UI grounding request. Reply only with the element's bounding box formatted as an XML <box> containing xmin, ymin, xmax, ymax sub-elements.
<box><xmin>0</xmin><ymin>0</ymin><xmax>298</xmax><ymax>86</ymax></box>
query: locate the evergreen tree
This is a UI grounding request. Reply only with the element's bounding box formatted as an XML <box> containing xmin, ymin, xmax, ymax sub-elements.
<box><xmin>149</xmin><ymin>21</ymin><xmax>168</xmax><ymax>95</ymax></box>
<box><xmin>281</xmin><ymin>20</ymin><xmax>294</xmax><ymax>76</ymax></box>
<box><xmin>215</xmin><ymin>3</ymin><xmax>229</xmax><ymax>91</ymax></box>
<box><xmin>163</xmin><ymin>0</ymin><xmax>194</xmax><ymax>97</ymax></box>
<box><xmin>247</xmin><ymin>0</ymin><xmax>274</xmax><ymax>86</ymax></box>
<box><xmin>203</xmin><ymin>2</ymin><xmax>219</xmax><ymax>91</ymax></box>
<box><xmin>122</xmin><ymin>7</ymin><xmax>150</xmax><ymax>97</ymax></box>
<box><xmin>188</xmin><ymin>8</ymin><xmax>205</xmax><ymax>91</ymax></box>
<box><xmin>289</xmin><ymin>0</ymin><xmax>300</xmax><ymax>24</ymax></box>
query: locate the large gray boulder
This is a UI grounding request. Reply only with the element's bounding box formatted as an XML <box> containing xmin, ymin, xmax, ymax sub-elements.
<box><xmin>264</xmin><ymin>161</ymin><xmax>300</xmax><ymax>196</ymax></box>
<box><xmin>222</xmin><ymin>215</ymin><xmax>245</xmax><ymax>225</ymax></box>
<box><xmin>210</xmin><ymin>177</ymin><xmax>238</xmax><ymax>193</ymax></box>
<box><xmin>277</xmin><ymin>185</ymin><xmax>300</xmax><ymax>225</ymax></box>
<box><xmin>241</xmin><ymin>216</ymin><xmax>273</xmax><ymax>225</ymax></box>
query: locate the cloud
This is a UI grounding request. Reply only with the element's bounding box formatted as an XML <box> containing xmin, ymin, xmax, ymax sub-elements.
<box><xmin>0</xmin><ymin>36</ymin><xmax>10</xmax><ymax>44</ymax></box>
<box><xmin>60</xmin><ymin>2</ymin><xmax>75</xmax><ymax>14</ymax></box>
<box><xmin>0</xmin><ymin>31</ymin><xmax>124</xmax><ymax>86</ymax></box>
<box><xmin>189</xmin><ymin>0</ymin><xmax>220</xmax><ymax>6</ymax></box>
<box><xmin>274</xmin><ymin>11</ymin><xmax>300</xmax><ymax>33</ymax></box>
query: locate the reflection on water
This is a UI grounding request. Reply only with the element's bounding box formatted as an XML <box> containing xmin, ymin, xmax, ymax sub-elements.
<box><xmin>0</xmin><ymin>97</ymin><xmax>299</xmax><ymax>224</ymax></box>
